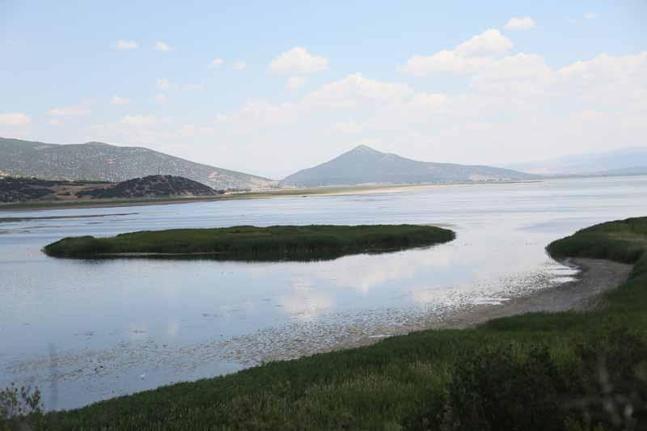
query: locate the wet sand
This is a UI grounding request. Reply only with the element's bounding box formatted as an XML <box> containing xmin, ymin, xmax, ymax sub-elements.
<box><xmin>433</xmin><ymin>257</ymin><xmax>632</xmax><ymax>329</ymax></box>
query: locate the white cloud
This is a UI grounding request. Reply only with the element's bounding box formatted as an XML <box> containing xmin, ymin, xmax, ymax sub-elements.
<box><xmin>48</xmin><ymin>119</ymin><xmax>62</xmax><ymax>126</ymax></box>
<box><xmin>154</xmin><ymin>41</ymin><xmax>172</xmax><ymax>51</ymax></box>
<box><xmin>403</xmin><ymin>52</ymin><xmax>492</xmax><ymax>75</ymax></box>
<box><xmin>120</xmin><ymin>114</ymin><xmax>158</xmax><ymax>127</ymax></box>
<box><xmin>584</xmin><ymin>12</ymin><xmax>597</xmax><ymax>20</ymax></box>
<box><xmin>157</xmin><ymin>78</ymin><xmax>170</xmax><ymax>90</ymax></box>
<box><xmin>114</xmin><ymin>40</ymin><xmax>138</xmax><ymax>50</ymax></box>
<box><xmin>455</xmin><ymin>29</ymin><xmax>513</xmax><ymax>57</ymax></box>
<box><xmin>286</xmin><ymin>76</ymin><xmax>306</xmax><ymax>90</ymax></box>
<box><xmin>305</xmin><ymin>73</ymin><xmax>413</xmax><ymax>108</ymax></box>
<box><xmin>334</xmin><ymin>120</ymin><xmax>364</xmax><ymax>134</ymax></box>
<box><xmin>181</xmin><ymin>83</ymin><xmax>203</xmax><ymax>91</ymax></box>
<box><xmin>155</xmin><ymin>78</ymin><xmax>201</xmax><ymax>93</ymax></box>
<box><xmin>218</xmin><ymin>100</ymin><xmax>298</xmax><ymax>127</ymax></box>
<box><xmin>0</xmin><ymin>112</ymin><xmax>30</xmax><ymax>126</ymax></box>
<box><xmin>402</xmin><ymin>29</ymin><xmax>513</xmax><ymax>75</ymax></box>
<box><xmin>155</xmin><ymin>94</ymin><xmax>167</xmax><ymax>104</ymax></box>
<box><xmin>111</xmin><ymin>95</ymin><xmax>130</xmax><ymax>105</ymax></box>
<box><xmin>270</xmin><ymin>47</ymin><xmax>328</xmax><ymax>75</ymax></box>
<box><xmin>505</xmin><ymin>16</ymin><xmax>536</xmax><ymax>30</ymax></box>
<box><xmin>232</xmin><ymin>60</ymin><xmax>247</xmax><ymax>70</ymax></box>
<box><xmin>469</xmin><ymin>53</ymin><xmax>552</xmax><ymax>95</ymax></box>
<box><xmin>209</xmin><ymin>57</ymin><xmax>224</xmax><ymax>68</ymax></box>
<box><xmin>48</xmin><ymin>104</ymin><xmax>91</xmax><ymax>117</ymax></box>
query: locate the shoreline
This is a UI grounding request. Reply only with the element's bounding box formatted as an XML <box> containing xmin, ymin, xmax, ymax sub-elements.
<box><xmin>250</xmin><ymin>257</ymin><xmax>633</xmax><ymax>363</ymax></box>
<box><xmin>433</xmin><ymin>257</ymin><xmax>632</xmax><ymax>329</ymax></box>
<box><xmin>0</xmin><ymin>181</ymin><xmax>539</xmax><ymax>212</ymax></box>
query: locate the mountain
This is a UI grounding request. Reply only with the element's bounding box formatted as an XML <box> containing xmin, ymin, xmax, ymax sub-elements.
<box><xmin>280</xmin><ymin>145</ymin><xmax>535</xmax><ymax>187</ymax></box>
<box><xmin>0</xmin><ymin>137</ymin><xmax>275</xmax><ymax>190</ymax></box>
<box><xmin>507</xmin><ymin>147</ymin><xmax>647</xmax><ymax>177</ymax></box>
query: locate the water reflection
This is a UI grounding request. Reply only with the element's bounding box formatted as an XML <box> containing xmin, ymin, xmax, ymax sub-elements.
<box><xmin>280</xmin><ymin>279</ymin><xmax>334</xmax><ymax>320</ymax></box>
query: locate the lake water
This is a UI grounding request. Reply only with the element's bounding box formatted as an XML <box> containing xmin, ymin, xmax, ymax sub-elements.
<box><xmin>2</xmin><ymin>176</ymin><xmax>647</xmax><ymax>410</ymax></box>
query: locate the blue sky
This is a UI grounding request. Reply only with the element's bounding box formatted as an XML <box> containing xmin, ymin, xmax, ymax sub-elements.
<box><xmin>1</xmin><ymin>1</ymin><xmax>646</xmax><ymax>178</ymax></box>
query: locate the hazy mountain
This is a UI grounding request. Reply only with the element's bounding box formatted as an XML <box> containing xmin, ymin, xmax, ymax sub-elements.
<box><xmin>281</xmin><ymin>145</ymin><xmax>535</xmax><ymax>187</ymax></box>
<box><xmin>507</xmin><ymin>147</ymin><xmax>647</xmax><ymax>177</ymax></box>
<box><xmin>0</xmin><ymin>137</ymin><xmax>275</xmax><ymax>190</ymax></box>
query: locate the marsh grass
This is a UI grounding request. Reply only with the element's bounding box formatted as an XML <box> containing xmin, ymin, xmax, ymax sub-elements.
<box><xmin>42</xmin><ymin>224</ymin><xmax>455</xmax><ymax>261</ymax></box>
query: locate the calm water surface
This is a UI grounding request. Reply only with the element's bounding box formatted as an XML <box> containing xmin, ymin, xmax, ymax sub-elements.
<box><xmin>2</xmin><ymin>176</ymin><xmax>647</xmax><ymax>410</ymax></box>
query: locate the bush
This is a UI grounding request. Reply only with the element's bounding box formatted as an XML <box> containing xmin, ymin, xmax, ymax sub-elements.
<box><xmin>437</xmin><ymin>345</ymin><xmax>568</xmax><ymax>431</ymax></box>
<box><xmin>0</xmin><ymin>384</ymin><xmax>42</xmax><ymax>430</ymax></box>
<box><xmin>407</xmin><ymin>329</ymin><xmax>647</xmax><ymax>431</ymax></box>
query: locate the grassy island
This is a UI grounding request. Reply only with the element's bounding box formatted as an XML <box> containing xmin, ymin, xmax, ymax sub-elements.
<box><xmin>15</xmin><ymin>217</ymin><xmax>647</xmax><ymax>430</ymax></box>
<box><xmin>43</xmin><ymin>224</ymin><xmax>455</xmax><ymax>260</ymax></box>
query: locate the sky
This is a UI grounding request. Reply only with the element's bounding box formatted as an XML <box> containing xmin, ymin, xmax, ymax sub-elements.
<box><xmin>1</xmin><ymin>0</ymin><xmax>646</xmax><ymax>179</ymax></box>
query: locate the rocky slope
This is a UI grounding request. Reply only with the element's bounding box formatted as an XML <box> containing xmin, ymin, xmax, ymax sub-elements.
<box><xmin>281</xmin><ymin>145</ymin><xmax>535</xmax><ymax>187</ymax></box>
<box><xmin>0</xmin><ymin>137</ymin><xmax>275</xmax><ymax>190</ymax></box>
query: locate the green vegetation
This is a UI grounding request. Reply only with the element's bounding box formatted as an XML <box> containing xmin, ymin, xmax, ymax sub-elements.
<box><xmin>43</xmin><ymin>224</ymin><xmax>455</xmax><ymax>260</ymax></box>
<box><xmin>29</xmin><ymin>217</ymin><xmax>647</xmax><ymax>429</ymax></box>
<box><xmin>0</xmin><ymin>384</ymin><xmax>42</xmax><ymax>431</ymax></box>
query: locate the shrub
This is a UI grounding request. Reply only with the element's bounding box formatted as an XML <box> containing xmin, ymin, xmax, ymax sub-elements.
<box><xmin>0</xmin><ymin>384</ymin><xmax>42</xmax><ymax>431</ymax></box>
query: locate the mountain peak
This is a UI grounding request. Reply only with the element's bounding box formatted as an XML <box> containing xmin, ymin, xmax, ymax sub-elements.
<box><xmin>350</xmin><ymin>144</ymin><xmax>381</xmax><ymax>154</ymax></box>
<box><xmin>281</xmin><ymin>145</ymin><xmax>534</xmax><ymax>187</ymax></box>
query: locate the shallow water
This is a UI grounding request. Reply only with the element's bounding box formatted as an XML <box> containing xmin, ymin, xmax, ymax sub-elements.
<box><xmin>2</xmin><ymin>176</ymin><xmax>647</xmax><ymax>410</ymax></box>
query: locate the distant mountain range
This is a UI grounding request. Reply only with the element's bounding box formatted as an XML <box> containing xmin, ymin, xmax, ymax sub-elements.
<box><xmin>0</xmin><ymin>137</ymin><xmax>274</xmax><ymax>190</ymax></box>
<box><xmin>5</xmin><ymin>137</ymin><xmax>644</xmax><ymax>192</ymax></box>
<box><xmin>280</xmin><ymin>145</ymin><xmax>535</xmax><ymax>187</ymax></box>
<box><xmin>507</xmin><ymin>148</ymin><xmax>647</xmax><ymax>177</ymax></box>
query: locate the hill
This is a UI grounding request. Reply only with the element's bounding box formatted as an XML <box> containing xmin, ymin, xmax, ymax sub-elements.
<box><xmin>0</xmin><ymin>177</ymin><xmax>106</xmax><ymax>203</ymax></box>
<box><xmin>0</xmin><ymin>175</ymin><xmax>221</xmax><ymax>203</ymax></box>
<box><xmin>76</xmin><ymin>175</ymin><xmax>222</xmax><ymax>199</ymax></box>
<box><xmin>508</xmin><ymin>147</ymin><xmax>647</xmax><ymax>176</ymax></box>
<box><xmin>281</xmin><ymin>145</ymin><xmax>535</xmax><ymax>187</ymax></box>
<box><xmin>0</xmin><ymin>137</ymin><xmax>275</xmax><ymax>190</ymax></box>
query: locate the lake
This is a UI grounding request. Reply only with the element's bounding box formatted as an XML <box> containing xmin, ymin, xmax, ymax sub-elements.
<box><xmin>2</xmin><ymin>176</ymin><xmax>647</xmax><ymax>410</ymax></box>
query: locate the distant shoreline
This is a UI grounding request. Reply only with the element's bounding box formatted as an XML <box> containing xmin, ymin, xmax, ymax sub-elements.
<box><xmin>0</xmin><ymin>180</ymin><xmax>540</xmax><ymax>212</ymax></box>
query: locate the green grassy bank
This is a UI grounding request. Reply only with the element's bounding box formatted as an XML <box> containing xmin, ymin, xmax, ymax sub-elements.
<box><xmin>43</xmin><ymin>224</ymin><xmax>455</xmax><ymax>261</ymax></box>
<box><xmin>8</xmin><ymin>217</ymin><xmax>647</xmax><ymax>430</ymax></box>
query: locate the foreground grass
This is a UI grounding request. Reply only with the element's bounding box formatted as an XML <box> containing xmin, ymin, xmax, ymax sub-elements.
<box><xmin>43</xmin><ymin>224</ymin><xmax>455</xmax><ymax>261</ymax></box>
<box><xmin>26</xmin><ymin>218</ymin><xmax>647</xmax><ymax>429</ymax></box>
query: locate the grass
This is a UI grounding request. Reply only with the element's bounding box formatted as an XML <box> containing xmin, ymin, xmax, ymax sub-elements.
<box><xmin>42</xmin><ymin>224</ymin><xmax>456</xmax><ymax>261</ymax></box>
<box><xmin>21</xmin><ymin>217</ymin><xmax>647</xmax><ymax>429</ymax></box>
